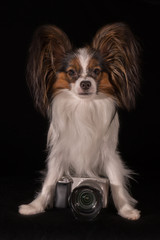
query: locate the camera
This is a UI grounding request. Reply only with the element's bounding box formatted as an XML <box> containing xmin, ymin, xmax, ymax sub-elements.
<box><xmin>54</xmin><ymin>176</ymin><xmax>109</xmax><ymax>221</ymax></box>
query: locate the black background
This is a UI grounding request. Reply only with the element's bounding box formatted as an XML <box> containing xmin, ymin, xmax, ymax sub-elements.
<box><xmin>0</xmin><ymin>0</ymin><xmax>160</xmax><ymax>239</ymax></box>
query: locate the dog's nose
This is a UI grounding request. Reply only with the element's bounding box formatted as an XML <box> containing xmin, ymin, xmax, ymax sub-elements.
<box><xmin>80</xmin><ymin>81</ymin><xmax>91</xmax><ymax>90</ymax></box>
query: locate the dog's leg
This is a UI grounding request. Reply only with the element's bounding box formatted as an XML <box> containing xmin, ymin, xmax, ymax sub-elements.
<box><xmin>105</xmin><ymin>152</ymin><xmax>140</xmax><ymax>220</ymax></box>
<box><xmin>19</xmin><ymin>158</ymin><xmax>63</xmax><ymax>215</ymax></box>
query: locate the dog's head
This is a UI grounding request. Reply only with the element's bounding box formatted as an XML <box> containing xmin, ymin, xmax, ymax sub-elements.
<box><xmin>27</xmin><ymin>23</ymin><xmax>140</xmax><ymax>116</ymax></box>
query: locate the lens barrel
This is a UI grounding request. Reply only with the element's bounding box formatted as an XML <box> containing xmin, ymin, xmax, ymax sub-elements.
<box><xmin>69</xmin><ymin>182</ymin><xmax>103</xmax><ymax>221</ymax></box>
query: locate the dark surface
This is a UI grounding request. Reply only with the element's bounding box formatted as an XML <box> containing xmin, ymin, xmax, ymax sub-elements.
<box><xmin>0</xmin><ymin>176</ymin><xmax>160</xmax><ymax>240</ymax></box>
<box><xmin>1</xmin><ymin>0</ymin><xmax>160</xmax><ymax>239</ymax></box>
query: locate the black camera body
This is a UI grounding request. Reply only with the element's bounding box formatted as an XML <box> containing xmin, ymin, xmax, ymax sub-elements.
<box><xmin>54</xmin><ymin>176</ymin><xmax>109</xmax><ymax>221</ymax></box>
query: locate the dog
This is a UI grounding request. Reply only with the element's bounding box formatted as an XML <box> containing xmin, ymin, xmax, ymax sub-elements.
<box><xmin>19</xmin><ymin>23</ymin><xmax>140</xmax><ymax>220</ymax></box>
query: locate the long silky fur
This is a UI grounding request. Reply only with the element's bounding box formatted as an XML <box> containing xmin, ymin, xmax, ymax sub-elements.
<box><xmin>26</xmin><ymin>25</ymin><xmax>72</xmax><ymax>115</ymax></box>
<box><xmin>19</xmin><ymin>23</ymin><xmax>141</xmax><ymax>220</ymax></box>
<box><xmin>92</xmin><ymin>22</ymin><xmax>140</xmax><ymax>110</ymax></box>
<box><xmin>47</xmin><ymin>90</ymin><xmax>116</xmax><ymax>177</ymax></box>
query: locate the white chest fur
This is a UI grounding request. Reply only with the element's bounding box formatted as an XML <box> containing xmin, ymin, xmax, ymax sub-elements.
<box><xmin>47</xmin><ymin>90</ymin><xmax>118</xmax><ymax>177</ymax></box>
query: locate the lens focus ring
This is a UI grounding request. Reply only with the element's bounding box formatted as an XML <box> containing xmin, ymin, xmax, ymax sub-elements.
<box><xmin>78</xmin><ymin>189</ymin><xmax>96</xmax><ymax>211</ymax></box>
<box><xmin>70</xmin><ymin>185</ymin><xmax>103</xmax><ymax>221</ymax></box>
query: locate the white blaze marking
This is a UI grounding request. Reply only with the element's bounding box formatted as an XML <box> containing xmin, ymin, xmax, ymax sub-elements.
<box><xmin>77</xmin><ymin>48</ymin><xmax>92</xmax><ymax>77</ymax></box>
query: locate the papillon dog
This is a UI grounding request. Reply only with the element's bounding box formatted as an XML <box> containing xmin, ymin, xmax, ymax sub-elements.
<box><xmin>19</xmin><ymin>23</ymin><xmax>140</xmax><ymax>220</ymax></box>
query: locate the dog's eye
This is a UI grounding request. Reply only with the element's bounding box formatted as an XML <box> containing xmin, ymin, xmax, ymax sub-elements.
<box><xmin>67</xmin><ymin>69</ymin><xmax>76</xmax><ymax>77</ymax></box>
<box><xmin>93</xmin><ymin>68</ymin><xmax>101</xmax><ymax>75</ymax></box>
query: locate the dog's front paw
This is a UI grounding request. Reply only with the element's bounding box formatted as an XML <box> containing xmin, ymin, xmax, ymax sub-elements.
<box><xmin>19</xmin><ymin>203</ymin><xmax>44</xmax><ymax>215</ymax></box>
<box><xmin>118</xmin><ymin>205</ymin><xmax>141</xmax><ymax>220</ymax></box>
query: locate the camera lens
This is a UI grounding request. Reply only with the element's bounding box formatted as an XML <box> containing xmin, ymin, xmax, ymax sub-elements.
<box><xmin>78</xmin><ymin>189</ymin><xmax>96</xmax><ymax>211</ymax></box>
<box><xmin>70</xmin><ymin>185</ymin><xmax>103</xmax><ymax>221</ymax></box>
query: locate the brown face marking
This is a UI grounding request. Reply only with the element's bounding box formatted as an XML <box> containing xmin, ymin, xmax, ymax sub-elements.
<box><xmin>53</xmin><ymin>49</ymin><xmax>115</xmax><ymax>99</ymax></box>
<box><xmin>98</xmin><ymin>72</ymin><xmax>115</xmax><ymax>97</ymax></box>
<box><xmin>88</xmin><ymin>58</ymin><xmax>100</xmax><ymax>69</ymax></box>
<box><xmin>87</xmin><ymin>58</ymin><xmax>102</xmax><ymax>80</ymax></box>
<box><xmin>66</xmin><ymin>57</ymin><xmax>82</xmax><ymax>82</ymax></box>
<box><xmin>87</xmin><ymin>57</ymin><xmax>115</xmax><ymax>97</ymax></box>
<box><xmin>53</xmin><ymin>72</ymin><xmax>70</xmax><ymax>95</ymax></box>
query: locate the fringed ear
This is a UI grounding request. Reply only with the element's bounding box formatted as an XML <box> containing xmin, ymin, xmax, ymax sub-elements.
<box><xmin>27</xmin><ymin>25</ymin><xmax>72</xmax><ymax>116</ymax></box>
<box><xmin>92</xmin><ymin>23</ymin><xmax>140</xmax><ymax>110</ymax></box>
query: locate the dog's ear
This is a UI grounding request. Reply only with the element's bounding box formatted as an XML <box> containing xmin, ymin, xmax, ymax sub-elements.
<box><xmin>27</xmin><ymin>25</ymin><xmax>72</xmax><ymax>115</ymax></box>
<box><xmin>92</xmin><ymin>23</ymin><xmax>140</xmax><ymax>110</ymax></box>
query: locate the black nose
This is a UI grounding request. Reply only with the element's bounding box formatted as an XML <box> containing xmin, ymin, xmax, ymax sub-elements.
<box><xmin>80</xmin><ymin>81</ymin><xmax>91</xmax><ymax>90</ymax></box>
